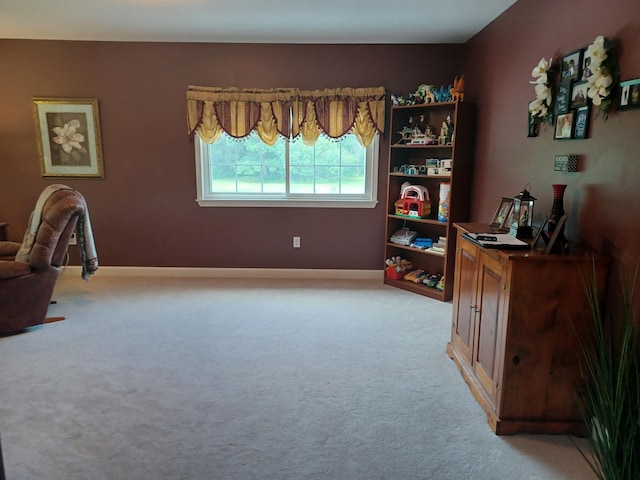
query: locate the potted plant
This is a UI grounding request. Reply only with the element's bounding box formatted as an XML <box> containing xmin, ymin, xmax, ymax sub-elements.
<box><xmin>574</xmin><ymin>263</ymin><xmax>640</xmax><ymax>480</ymax></box>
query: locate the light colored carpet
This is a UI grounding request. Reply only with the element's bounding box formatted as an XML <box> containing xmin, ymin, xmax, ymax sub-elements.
<box><xmin>0</xmin><ymin>272</ymin><xmax>595</xmax><ymax>480</ymax></box>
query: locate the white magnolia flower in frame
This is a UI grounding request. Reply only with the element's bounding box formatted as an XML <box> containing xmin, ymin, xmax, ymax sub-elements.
<box><xmin>52</xmin><ymin>119</ymin><xmax>85</xmax><ymax>153</ymax></box>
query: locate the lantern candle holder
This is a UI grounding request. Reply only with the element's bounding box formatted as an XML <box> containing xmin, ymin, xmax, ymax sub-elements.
<box><xmin>508</xmin><ymin>184</ymin><xmax>536</xmax><ymax>239</ymax></box>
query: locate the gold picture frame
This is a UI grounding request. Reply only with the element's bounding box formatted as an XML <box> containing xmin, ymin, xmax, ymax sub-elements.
<box><xmin>33</xmin><ymin>97</ymin><xmax>104</xmax><ymax>178</ymax></box>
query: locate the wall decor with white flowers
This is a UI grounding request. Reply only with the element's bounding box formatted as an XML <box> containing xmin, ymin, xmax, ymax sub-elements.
<box><xmin>528</xmin><ymin>35</ymin><xmax>620</xmax><ymax>140</ymax></box>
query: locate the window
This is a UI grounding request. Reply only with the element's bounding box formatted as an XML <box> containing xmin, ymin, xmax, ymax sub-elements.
<box><xmin>195</xmin><ymin>132</ymin><xmax>379</xmax><ymax>208</ymax></box>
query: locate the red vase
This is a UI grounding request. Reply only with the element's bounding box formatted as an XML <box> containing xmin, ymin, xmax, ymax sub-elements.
<box><xmin>548</xmin><ymin>184</ymin><xmax>567</xmax><ymax>234</ymax></box>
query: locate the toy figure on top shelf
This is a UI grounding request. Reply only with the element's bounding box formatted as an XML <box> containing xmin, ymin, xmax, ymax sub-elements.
<box><xmin>450</xmin><ymin>76</ymin><xmax>465</xmax><ymax>102</ymax></box>
<box><xmin>415</xmin><ymin>84</ymin><xmax>437</xmax><ymax>104</ymax></box>
<box><xmin>392</xmin><ymin>77</ymin><xmax>464</xmax><ymax>107</ymax></box>
<box><xmin>434</xmin><ymin>85</ymin><xmax>452</xmax><ymax>103</ymax></box>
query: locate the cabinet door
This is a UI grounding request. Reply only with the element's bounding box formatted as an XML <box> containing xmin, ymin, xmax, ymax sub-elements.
<box><xmin>473</xmin><ymin>253</ymin><xmax>507</xmax><ymax>404</ymax></box>
<box><xmin>451</xmin><ymin>237</ymin><xmax>479</xmax><ymax>363</ymax></box>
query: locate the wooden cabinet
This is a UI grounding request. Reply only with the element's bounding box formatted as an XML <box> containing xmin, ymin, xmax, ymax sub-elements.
<box><xmin>383</xmin><ymin>101</ymin><xmax>475</xmax><ymax>301</ymax></box>
<box><xmin>448</xmin><ymin>223</ymin><xmax>610</xmax><ymax>435</ymax></box>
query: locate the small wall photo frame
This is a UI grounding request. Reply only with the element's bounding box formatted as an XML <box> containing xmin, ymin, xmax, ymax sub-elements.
<box><xmin>571</xmin><ymin>81</ymin><xmax>589</xmax><ymax>109</ymax></box>
<box><xmin>555</xmin><ymin>80</ymin><xmax>571</xmax><ymax>115</ymax></box>
<box><xmin>581</xmin><ymin>49</ymin><xmax>594</xmax><ymax>81</ymax></box>
<box><xmin>619</xmin><ymin>78</ymin><xmax>640</xmax><ymax>110</ymax></box>
<box><xmin>554</xmin><ymin>112</ymin><xmax>574</xmax><ymax>140</ymax></box>
<box><xmin>574</xmin><ymin>105</ymin><xmax>591</xmax><ymax>139</ymax></box>
<box><xmin>491</xmin><ymin>197</ymin><xmax>514</xmax><ymax>229</ymax></box>
<box><xmin>561</xmin><ymin>50</ymin><xmax>583</xmax><ymax>82</ymax></box>
<box><xmin>33</xmin><ymin>97</ymin><xmax>105</xmax><ymax>178</ymax></box>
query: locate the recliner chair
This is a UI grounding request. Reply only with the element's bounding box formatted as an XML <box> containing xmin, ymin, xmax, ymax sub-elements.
<box><xmin>0</xmin><ymin>185</ymin><xmax>97</xmax><ymax>334</ymax></box>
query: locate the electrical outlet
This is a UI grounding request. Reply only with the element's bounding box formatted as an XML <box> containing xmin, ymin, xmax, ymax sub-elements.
<box><xmin>69</xmin><ymin>232</ymin><xmax>77</xmax><ymax>245</ymax></box>
<box><xmin>293</xmin><ymin>236</ymin><xmax>301</xmax><ymax>248</ymax></box>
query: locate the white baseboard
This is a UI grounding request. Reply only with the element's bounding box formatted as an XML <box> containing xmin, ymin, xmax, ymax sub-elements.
<box><xmin>61</xmin><ymin>265</ymin><xmax>384</xmax><ymax>281</ymax></box>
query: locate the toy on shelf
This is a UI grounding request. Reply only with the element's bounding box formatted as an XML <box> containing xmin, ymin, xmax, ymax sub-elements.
<box><xmin>404</xmin><ymin>269</ymin><xmax>427</xmax><ymax>283</ymax></box>
<box><xmin>438</xmin><ymin>114</ymin><xmax>454</xmax><ymax>145</ymax></box>
<box><xmin>392</xmin><ymin>78</ymin><xmax>465</xmax><ymax>106</ymax></box>
<box><xmin>423</xmin><ymin>272</ymin><xmax>443</xmax><ymax>289</ymax></box>
<box><xmin>438</xmin><ymin>182</ymin><xmax>451</xmax><ymax>222</ymax></box>
<box><xmin>410</xmin><ymin>237</ymin><xmax>433</xmax><ymax>249</ymax></box>
<box><xmin>385</xmin><ymin>256</ymin><xmax>413</xmax><ymax>280</ymax></box>
<box><xmin>450</xmin><ymin>76</ymin><xmax>465</xmax><ymax>102</ymax></box>
<box><xmin>389</xmin><ymin>227</ymin><xmax>417</xmax><ymax>246</ymax></box>
<box><xmin>395</xmin><ymin>183</ymin><xmax>431</xmax><ymax>218</ymax></box>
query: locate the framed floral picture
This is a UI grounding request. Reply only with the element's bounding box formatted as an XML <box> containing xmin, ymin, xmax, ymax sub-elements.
<box><xmin>33</xmin><ymin>97</ymin><xmax>105</xmax><ymax>178</ymax></box>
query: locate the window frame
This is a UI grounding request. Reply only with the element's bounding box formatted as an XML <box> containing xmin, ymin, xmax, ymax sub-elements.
<box><xmin>194</xmin><ymin>132</ymin><xmax>379</xmax><ymax>208</ymax></box>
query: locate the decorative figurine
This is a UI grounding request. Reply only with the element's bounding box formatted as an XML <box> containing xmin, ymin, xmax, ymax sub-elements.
<box><xmin>414</xmin><ymin>84</ymin><xmax>436</xmax><ymax>104</ymax></box>
<box><xmin>450</xmin><ymin>76</ymin><xmax>465</xmax><ymax>102</ymax></box>
<box><xmin>439</xmin><ymin>114</ymin><xmax>454</xmax><ymax>144</ymax></box>
<box><xmin>435</xmin><ymin>85</ymin><xmax>452</xmax><ymax>103</ymax></box>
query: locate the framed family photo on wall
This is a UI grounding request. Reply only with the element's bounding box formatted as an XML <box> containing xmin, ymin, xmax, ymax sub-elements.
<box><xmin>574</xmin><ymin>105</ymin><xmax>590</xmax><ymax>139</ymax></box>
<box><xmin>571</xmin><ymin>81</ymin><xmax>589</xmax><ymax>109</ymax></box>
<box><xmin>619</xmin><ymin>78</ymin><xmax>640</xmax><ymax>110</ymax></box>
<box><xmin>561</xmin><ymin>50</ymin><xmax>583</xmax><ymax>82</ymax></box>
<box><xmin>33</xmin><ymin>97</ymin><xmax>105</xmax><ymax>178</ymax></box>
<box><xmin>555</xmin><ymin>112</ymin><xmax>574</xmax><ymax>140</ymax></box>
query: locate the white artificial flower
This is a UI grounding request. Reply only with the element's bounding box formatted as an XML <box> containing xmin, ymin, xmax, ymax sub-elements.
<box><xmin>534</xmin><ymin>82</ymin><xmax>552</xmax><ymax>104</ymax></box>
<box><xmin>587</xmin><ymin>71</ymin><xmax>613</xmax><ymax>105</ymax></box>
<box><xmin>531</xmin><ymin>57</ymin><xmax>551</xmax><ymax>79</ymax></box>
<box><xmin>529</xmin><ymin>98</ymin><xmax>548</xmax><ymax>119</ymax></box>
<box><xmin>586</xmin><ymin>35</ymin><xmax>607</xmax><ymax>69</ymax></box>
<box><xmin>529</xmin><ymin>56</ymin><xmax>553</xmax><ymax>123</ymax></box>
<box><xmin>52</xmin><ymin>120</ymin><xmax>85</xmax><ymax>154</ymax></box>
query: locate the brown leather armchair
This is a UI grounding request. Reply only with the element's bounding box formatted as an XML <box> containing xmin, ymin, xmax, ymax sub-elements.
<box><xmin>0</xmin><ymin>185</ymin><xmax>98</xmax><ymax>334</ymax></box>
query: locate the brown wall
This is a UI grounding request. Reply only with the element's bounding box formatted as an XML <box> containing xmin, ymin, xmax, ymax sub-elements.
<box><xmin>464</xmin><ymin>0</ymin><xmax>640</xmax><ymax>287</ymax></box>
<box><xmin>3</xmin><ymin>0</ymin><xmax>639</xmax><ymax>283</ymax></box>
<box><xmin>0</xmin><ymin>41</ymin><xmax>462</xmax><ymax>269</ymax></box>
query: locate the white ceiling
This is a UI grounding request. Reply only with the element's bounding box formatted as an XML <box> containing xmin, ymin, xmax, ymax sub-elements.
<box><xmin>1</xmin><ymin>0</ymin><xmax>517</xmax><ymax>44</ymax></box>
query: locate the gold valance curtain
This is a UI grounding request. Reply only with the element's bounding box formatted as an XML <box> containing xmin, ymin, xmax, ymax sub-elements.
<box><xmin>186</xmin><ymin>85</ymin><xmax>385</xmax><ymax>147</ymax></box>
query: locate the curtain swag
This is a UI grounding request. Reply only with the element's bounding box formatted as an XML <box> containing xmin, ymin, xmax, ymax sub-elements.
<box><xmin>186</xmin><ymin>85</ymin><xmax>386</xmax><ymax>147</ymax></box>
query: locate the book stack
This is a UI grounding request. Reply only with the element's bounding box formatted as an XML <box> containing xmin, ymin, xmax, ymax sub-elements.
<box><xmin>429</xmin><ymin>236</ymin><xmax>447</xmax><ymax>255</ymax></box>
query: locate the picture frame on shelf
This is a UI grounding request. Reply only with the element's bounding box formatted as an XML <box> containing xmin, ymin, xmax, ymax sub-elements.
<box><xmin>33</xmin><ymin>97</ymin><xmax>105</xmax><ymax>178</ymax></box>
<box><xmin>618</xmin><ymin>78</ymin><xmax>640</xmax><ymax>110</ymax></box>
<box><xmin>555</xmin><ymin>81</ymin><xmax>571</xmax><ymax>115</ymax></box>
<box><xmin>554</xmin><ymin>112</ymin><xmax>574</xmax><ymax>140</ymax></box>
<box><xmin>561</xmin><ymin>49</ymin><xmax>583</xmax><ymax>82</ymax></box>
<box><xmin>574</xmin><ymin>105</ymin><xmax>591</xmax><ymax>139</ymax></box>
<box><xmin>571</xmin><ymin>81</ymin><xmax>589</xmax><ymax>109</ymax></box>
<box><xmin>491</xmin><ymin>197</ymin><xmax>514</xmax><ymax>229</ymax></box>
